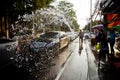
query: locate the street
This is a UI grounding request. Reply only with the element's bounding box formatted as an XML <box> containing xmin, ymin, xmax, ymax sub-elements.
<box><xmin>53</xmin><ymin>38</ymin><xmax>99</xmax><ymax>80</ymax></box>
<box><xmin>41</xmin><ymin>38</ymin><xmax>99</xmax><ymax>80</ymax></box>
<box><xmin>0</xmin><ymin>0</ymin><xmax>120</xmax><ymax>80</ymax></box>
<box><xmin>45</xmin><ymin>37</ymin><xmax>120</xmax><ymax>80</ymax></box>
<box><xmin>57</xmin><ymin>39</ymin><xmax>89</xmax><ymax>80</ymax></box>
<box><xmin>0</xmin><ymin>37</ymin><xmax>120</xmax><ymax>80</ymax></box>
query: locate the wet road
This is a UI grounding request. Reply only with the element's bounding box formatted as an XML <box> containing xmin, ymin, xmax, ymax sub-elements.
<box><xmin>57</xmin><ymin>39</ymin><xmax>89</xmax><ymax>80</ymax></box>
<box><xmin>53</xmin><ymin>38</ymin><xmax>99</xmax><ymax>80</ymax></box>
<box><xmin>1</xmin><ymin>38</ymin><xmax>119</xmax><ymax>80</ymax></box>
<box><xmin>54</xmin><ymin>38</ymin><xmax>120</xmax><ymax>80</ymax></box>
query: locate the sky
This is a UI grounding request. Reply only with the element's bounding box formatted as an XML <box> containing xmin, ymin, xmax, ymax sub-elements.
<box><xmin>54</xmin><ymin>0</ymin><xmax>97</xmax><ymax>29</ymax></box>
<box><xmin>66</xmin><ymin>0</ymin><xmax>97</xmax><ymax>29</ymax></box>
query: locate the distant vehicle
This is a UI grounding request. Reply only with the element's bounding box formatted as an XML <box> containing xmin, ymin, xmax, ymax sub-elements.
<box><xmin>115</xmin><ymin>37</ymin><xmax>120</xmax><ymax>52</ymax></box>
<box><xmin>30</xmin><ymin>31</ymin><xmax>69</xmax><ymax>55</ymax></box>
<box><xmin>66</xmin><ymin>32</ymin><xmax>76</xmax><ymax>41</ymax></box>
<box><xmin>0</xmin><ymin>39</ymin><xmax>19</xmax><ymax>68</ymax></box>
<box><xmin>83</xmin><ymin>32</ymin><xmax>90</xmax><ymax>39</ymax></box>
<box><xmin>90</xmin><ymin>32</ymin><xmax>96</xmax><ymax>39</ymax></box>
<box><xmin>116</xmin><ymin>32</ymin><xmax>120</xmax><ymax>37</ymax></box>
<box><xmin>90</xmin><ymin>32</ymin><xmax>96</xmax><ymax>46</ymax></box>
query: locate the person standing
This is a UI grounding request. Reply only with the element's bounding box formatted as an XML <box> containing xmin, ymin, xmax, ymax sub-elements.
<box><xmin>97</xmin><ymin>29</ymin><xmax>109</xmax><ymax>66</ymax></box>
<box><xmin>109</xmin><ymin>29</ymin><xmax>116</xmax><ymax>57</ymax></box>
<box><xmin>95</xmin><ymin>29</ymin><xmax>101</xmax><ymax>44</ymax></box>
<box><xmin>95</xmin><ymin>29</ymin><xmax>100</xmax><ymax>51</ymax></box>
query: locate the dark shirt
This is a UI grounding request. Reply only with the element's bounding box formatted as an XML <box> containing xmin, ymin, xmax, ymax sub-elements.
<box><xmin>109</xmin><ymin>32</ymin><xmax>116</xmax><ymax>43</ymax></box>
<box><xmin>98</xmin><ymin>32</ymin><xmax>108</xmax><ymax>50</ymax></box>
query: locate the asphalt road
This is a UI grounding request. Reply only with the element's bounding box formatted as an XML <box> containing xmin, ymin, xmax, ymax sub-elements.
<box><xmin>53</xmin><ymin>38</ymin><xmax>100</xmax><ymax>80</ymax></box>
<box><xmin>1</xmin><ymin>38</ymin><xmax>119</xmax><ymax>80</ymax></box>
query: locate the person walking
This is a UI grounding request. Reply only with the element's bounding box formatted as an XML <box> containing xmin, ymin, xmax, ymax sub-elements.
<box><xmin>79</xmin><ymin>29</ymin><xmax>84</xmax><ymax>53</ymax></box>
<box><xmin>109</xmin><ymin>29</ymin><xmax>116</xmax><ymax>57</ymax></box>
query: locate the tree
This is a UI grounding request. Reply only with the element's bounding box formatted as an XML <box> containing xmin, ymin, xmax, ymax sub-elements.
<box><xmin>0</xmin><ymin>0</ymin><xmax>54</xmax><ymax>38</ymax></box>
<box><xmin>11</xmin><ymin>0</ymin><xmax>79</xmax><ymax>35</ymax></box>
<box><xmin>0</xmin><ymin>0</ymin><xmax>54</xmax><ymax>25</ymax></box>
<box><xmin>57</xmin><ymin>0</ymin><xmax>79</xmax><ymax>31</ymax></box>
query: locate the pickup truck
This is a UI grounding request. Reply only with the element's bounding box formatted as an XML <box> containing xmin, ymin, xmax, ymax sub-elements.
<box><xmin>0</xmin><ymin>39</ymin><xmax>18</xmax><ymax>69</ymax></box>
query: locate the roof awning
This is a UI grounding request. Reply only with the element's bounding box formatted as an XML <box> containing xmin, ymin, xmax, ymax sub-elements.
<box><xmin>107</xmin><ymin>14</ymin><xmax>120</xmax><ymax>28</ymax></box>
<box><xmin>100</xmin><ymin>0</ymin><xmax>120</xmax><ymax>14</ymax></box>
<box><xmin>111</xmin><ymin>25</ymin><xmax>120</xmax><ymax>30</ymax></box>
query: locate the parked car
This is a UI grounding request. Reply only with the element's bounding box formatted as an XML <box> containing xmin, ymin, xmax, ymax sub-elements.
<box><xmin>66</xmin><ymin>32</ymin><xmax>76</xmax><ymax>41</ymax></box>
<box><xmin>30</xmin><ymin>31</ymin><xmax>69</xmax><ymax>55</ymax></box>
<box><xmin>0</xmin><ymin>38</ymin><xmax>19</xmax><ymax>68</ymax></box>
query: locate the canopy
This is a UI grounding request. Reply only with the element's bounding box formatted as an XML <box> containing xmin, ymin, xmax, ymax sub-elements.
<box><xmin>92</xmin><ymin>24</ymin><xmax>103</xmax><ymax>29</ymax></box>
<box><xmin>100</xmin><ymin>0</ymin><xmax>120</xmax><ymax>14</ymax></box>
<box><xmin>111</xmin><ymin>25</ymin><xmax>120</xmax><ymax>30</ymax></box>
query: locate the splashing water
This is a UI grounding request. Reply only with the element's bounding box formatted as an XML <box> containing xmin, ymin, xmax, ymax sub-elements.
<box><xmin>23</xmin><ymin>7</ymin><xmax>75</xmax><ymax>34</ymax></box>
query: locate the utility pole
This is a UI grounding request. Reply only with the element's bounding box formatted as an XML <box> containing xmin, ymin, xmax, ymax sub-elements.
<box><xmin>90</xmin><ymin>0</ymin><xmax>92</xmax><ymax>32</ymax></box>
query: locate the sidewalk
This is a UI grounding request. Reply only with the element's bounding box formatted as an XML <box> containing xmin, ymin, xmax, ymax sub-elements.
<box><xmin>85</xmin><ymin>40</ymin><xmax>99</xmax><ymax>80</ymax></box>
<box><xmin>91</xmin><ymin>41</ymin><xmax>120</xmax><ymax>80</ymax></box>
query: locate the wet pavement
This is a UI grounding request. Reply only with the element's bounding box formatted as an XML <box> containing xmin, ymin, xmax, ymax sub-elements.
<box><xmin>53</xmin><ymin>38</ymin><xmax>120</xmax><ymax>80</ymax></box>
<box><xmin>0</xmin><ymin>38</ymin><xmax>120</xmax><ymax>80</ymax></box>
<box><xmin>53</xmin><ymin>39</ymin><xmax>99</xmax><ymax>80</ymax></box>
<box><xmin>58</xmin><ymin>39</ymin><xmax>88</xmax><ymax>80</ymax></box>
<box><xmin>85</xmin><ymin>40</ymin><xmax>99</xmax><ymax>80</ymax></box>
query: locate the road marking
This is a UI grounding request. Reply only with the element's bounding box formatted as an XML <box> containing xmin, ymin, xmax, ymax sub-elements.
<box><xmin>54</xmin><ymin>47</ymin><xmax>75</xmax><ymax>80</ymax></box>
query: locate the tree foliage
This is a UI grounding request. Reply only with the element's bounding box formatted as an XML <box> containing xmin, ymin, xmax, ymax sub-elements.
<box><xmin>58</xmin><ymin>1</ymin><xmax>75</xmax><ymax>18</ymax></box>
<box><xmin>0</xmin><ymin>0</ymin><xmax>54</xmax><ymax>23</ymax></box>
<box><xmin>57</xmin><ymin>0</ymin><xmax>79</xmax><ymax>31</ymax></box>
